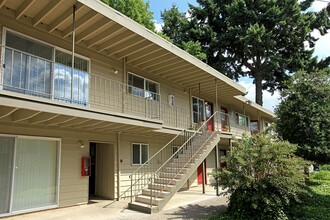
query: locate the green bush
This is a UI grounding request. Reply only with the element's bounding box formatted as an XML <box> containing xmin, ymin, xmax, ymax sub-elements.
<box><xmin>212</xmin><ymin>134</ymin><xmax>307</xmax><ymax>220</ymax></box>
<box><xmin>320</xmin><ymin>164</ymin><xmax>330</xmax><ymax>171</ymax></box>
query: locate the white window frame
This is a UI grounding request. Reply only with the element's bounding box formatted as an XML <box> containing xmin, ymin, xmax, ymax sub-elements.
<box><xmin>0</xmin><ymin>134</ymin><xmax>61</xmax><ymax>217</ymax></box>
<box><xmin>192</xmin><ymin>96</ymin><xmax>205</xmax><ymax>124</ymax></box>
<box><xmin>127</xmin><ymin>72</ymin><xmax>160</xmax><ymax>100</ymax></box>
<box><xmin>132</xmin><ymin>143</ymin><xmax>149</xmax><ymax>165</ymax></box>
<box><xmin>234</xmin><ymin>112</ymin><xmax>249</xmax><ymax>127</ymax></box>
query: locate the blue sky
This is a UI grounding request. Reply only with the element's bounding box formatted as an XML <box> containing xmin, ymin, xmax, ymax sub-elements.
<box><xmin>147</xmin><ymin>0</ymin><xmax>330</xmax><ymax>112</ymax></box>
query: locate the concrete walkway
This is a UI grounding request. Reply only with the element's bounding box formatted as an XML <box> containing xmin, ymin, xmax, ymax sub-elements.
<box><xmin>5</xmin><ymin>186</ymin><xmax>228</xmax><ymax>220</ymax></box>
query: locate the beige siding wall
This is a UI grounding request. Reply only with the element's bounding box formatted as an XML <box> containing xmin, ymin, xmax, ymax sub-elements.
<box><xmin>117</xmin><ymin>133</ymin><xmax>172</xmax><ymax>195</ymax></box>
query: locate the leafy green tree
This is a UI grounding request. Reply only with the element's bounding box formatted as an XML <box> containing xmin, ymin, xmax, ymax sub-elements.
<box><xmin>102</xmin><ymin>0</ymin><xmax>155</xmax><ymax>31</ymax></box>
<box><xmin>275</xmin><ymin>69</ymin><xmax>330</xmax><ymax>163</ymax></box>
<box><xmin>161</xmin><ymin>0</ymin><xmax>330</xmax><ymax>106</ymax></box>
<box><xmin>182</xmin><ymin>41</ymin><xmax>207</xmax><ymax>61</ymax></box>
<box><xmin>212</xmin><ymin>134</ymin><xmax>307</xmax><ymax>219</ymax></box>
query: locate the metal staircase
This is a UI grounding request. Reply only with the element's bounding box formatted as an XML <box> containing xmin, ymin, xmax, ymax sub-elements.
<box><xmin>125</xmin><ymin>112</ymin><xmax>223</xmax><ymax>213</ymax></box>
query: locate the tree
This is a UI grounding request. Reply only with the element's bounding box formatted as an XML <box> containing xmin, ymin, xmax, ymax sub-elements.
<box><xmin>161</xmin><ymin>0</ymin><xmax>330</xmax><ymax>106</ymax></box>
<box><xmin>275</xmin><ymin>69</ymin><xmax>330</xmax><ymax>163</ymax></box>
<box><xmin>102</xmin><ymin>0</ymin><xmax>155</xmax><ymax>31</ymax></box>
<box><xmin>161</xmin><ymin>5</ymin><xmax>207</xmax><ymax>61</ymax></box>
<box><xmin>212</xmin><ymin>134</ymin><xmax>307</xmax><ymax>219</ymax></box>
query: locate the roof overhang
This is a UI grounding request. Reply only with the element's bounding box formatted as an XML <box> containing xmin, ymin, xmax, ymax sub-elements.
<box><xmin>233</xmin><ymin>95</ymin><xmax>276</xmax><ymax>121</ymax></box>
<box><xmin>0</xmin><ymin>0</ymin><xmax>245</xmax><ymax>104</ymax></box>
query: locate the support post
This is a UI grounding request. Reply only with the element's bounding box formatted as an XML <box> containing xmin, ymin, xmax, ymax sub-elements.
<box><xmin>122</xmin><ymin>57</ymin><xmax>127</xmax><ymax>113</ymax></box>
<box><xmin>202</xmin><ymin>160</ymin><xmax>206</xmax><ymax>194</ymax></box>
<box><xmin>215</xmin><ymin>79</ymin><xmax>218</xmax><ymax>112</ymax></box>
<box><xmin>215</xmin><ymin>145</ymin><xmax>220</xmax><ymax>196</ymax></box>
<box><xmin>116</xmin><ymin>132</ymin><xmax>121</xmax><ymax>200</ymax></box>
<box><xmin>71</xmin><ymin>4</ymin><xmax>76</xmax><ymax>102</ymax></box>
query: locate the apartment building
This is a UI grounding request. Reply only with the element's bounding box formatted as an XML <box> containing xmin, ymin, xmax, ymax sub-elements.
<box><xmin>0</xmin><ymin>0</ymin><xmax>275</xmax><ymax>216</ymax></box>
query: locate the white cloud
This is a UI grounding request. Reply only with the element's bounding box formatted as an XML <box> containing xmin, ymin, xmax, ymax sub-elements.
<box><xmin>154</xmin><ymin>21</ymin><xmax>163</xmax><ymax>32</ymax></box>
<box><xmin>238</xmin><ymin>77</ymin><xmax>280</xmax><ymax>112</ymax></box>
<box><xmin>310</xmin><ymin>1</ymin><xmax>328</xmax><ymax>12</ymax></box>
<box><xmin>314</xmin><ymin>32</ymin><xmax>330</xmax><ymax>59</ymax></box>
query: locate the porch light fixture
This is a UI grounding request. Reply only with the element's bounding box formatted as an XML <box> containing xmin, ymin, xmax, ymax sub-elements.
<box><xmin>112</xmin><ymin>67</ymin><xmax>118</xmax><ymax>74</ymax></box>
<box><xmin>79</xmin><ymin>140</ymin><xmax>84</xmax><ymax>149</ymax></box>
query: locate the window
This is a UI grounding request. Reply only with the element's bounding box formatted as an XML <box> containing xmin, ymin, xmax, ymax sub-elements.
<box><xmin>128</xmin><ymin>73</ymin><xmax>159</xmax><ymax>100</ymax></box>
<box><xmin>234</xmin><ymin>112</ymin><xmax>249</xmax><ymax>127</ymax></box>
<box><xmin>132</xmin><ymin>143</ymin><xmax>148</xmax><ymax>165</ymax></box>
<box><xmin>250</xmin><ymin>121</ymin><xmax>259</xmax><ymax>135</ymax></box>
<box><xmin>192</xmin><ymin>97</ymin><xmax>204</xmax><ymax>123</ymax></box>
<box><xmin>3</xmin><ymin>32</ymin><xmax>53</xmax><ymax>97</ymax></box>
<box><xmin>2</xmin><ymin>29</ymin><xmax>90</xmax><ymax>106</ymax></box>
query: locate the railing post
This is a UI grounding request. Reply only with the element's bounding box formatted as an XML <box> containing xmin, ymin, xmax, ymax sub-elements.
<box><xmin>175</xmin><ymin>107</ymin><xmax>178</xmax><ymax>127</ymax></box>
<box><xmin>130</xmin><ymin>174</ymin><xmax>133</xmax><ymax>203</ymax></box>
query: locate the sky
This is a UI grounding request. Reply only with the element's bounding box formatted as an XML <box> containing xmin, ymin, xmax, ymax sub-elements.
<box><xmin>147</xmin><ymin>0</ymin><xmax>330</xmax><ymax>112</ymax></box>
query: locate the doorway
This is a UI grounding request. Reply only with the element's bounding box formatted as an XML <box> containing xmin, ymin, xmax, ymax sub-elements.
<box><xmin>205</xmin><ymin>102</ymin><xmax>214</xmax><ymax>131</ymax></box>
<box><xmin>197</xmin><ymin>159</ymin><xmax>207</xmax><ymax>185</ymax></box>
<box><xmin>89</xmin><ymin>142</ymin><xmax>115</xmax><ymax>200</ymax></box>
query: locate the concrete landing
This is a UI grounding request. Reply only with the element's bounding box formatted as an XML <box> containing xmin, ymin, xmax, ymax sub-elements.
<box><xmin>4</xmin><ymin>186</ymin><xmax>228</xmax><ymax>220</ymax></box>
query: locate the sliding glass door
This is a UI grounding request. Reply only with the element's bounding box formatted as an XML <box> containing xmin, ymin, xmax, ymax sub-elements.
<box><xmin>0</xmin><ymin>137</ymin><xmax>15</xmax><ymax>214</ymax></box>
<box><xmin>0</xmin><ymin>135</ymin><xmax>59</xmax><ymax>216</ymax></box>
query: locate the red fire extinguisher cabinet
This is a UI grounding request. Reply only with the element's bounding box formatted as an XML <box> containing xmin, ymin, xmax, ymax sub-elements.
<box><xmin>81</xmin><ymin>156</ymin><xmax>91</xmax><ymax>176</ymax></box>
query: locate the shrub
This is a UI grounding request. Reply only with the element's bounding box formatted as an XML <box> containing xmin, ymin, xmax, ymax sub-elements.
<box><xmin>212</xmin><ymin>134</ymin><xmax>307</xmax><ymax>220</ymax></box>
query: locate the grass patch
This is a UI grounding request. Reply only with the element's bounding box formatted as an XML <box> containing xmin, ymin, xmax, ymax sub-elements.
<box><xmin>291</xmin><ymin>173</ymin><xmax>330</xmax><ymax>220</ymax></box>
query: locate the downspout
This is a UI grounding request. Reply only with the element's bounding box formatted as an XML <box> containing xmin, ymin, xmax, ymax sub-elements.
<box><xmin>71</xmin><ymin>4</ymin><xmax>76</xmax><ymax>102</ymax></box>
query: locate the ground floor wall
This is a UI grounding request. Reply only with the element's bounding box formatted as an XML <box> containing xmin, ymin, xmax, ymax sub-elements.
<box><xmin>0</xmin><ymin>121</ymin><xmax>231</xmax><ymax>216</ymax></box>
<box><xmin>0</xmin><ymin>122</ymin><xmax>172</xmax><ymax>216</ymax></box>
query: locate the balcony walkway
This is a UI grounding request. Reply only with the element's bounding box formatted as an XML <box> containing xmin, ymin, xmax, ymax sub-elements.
<box><xmin>5</xmin><ymin>186</ymin><xmax>228</xmax><ymax>220</ymax></box>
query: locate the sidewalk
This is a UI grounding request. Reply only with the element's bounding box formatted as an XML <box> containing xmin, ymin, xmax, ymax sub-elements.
<box><xmin>5</xmin><ymin>186</ymin><xmax>228</xmax><ymax>220</ymax></box>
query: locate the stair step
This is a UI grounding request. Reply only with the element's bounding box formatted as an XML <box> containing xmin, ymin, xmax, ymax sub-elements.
<box><xmin>159</xmin><ymin>172</ymin><xmax>184</xmax><ymax>179</ymax></box>
<box><xmin>169</xmin><ymin>162</ymin><xmax>192</xmax><ymax>168</ymax></box>
<box><xmin>135</xmin><ymin>195</ymin><xmax>163</xmax><ymax>206</ymax></box>
<box><xmin>148</xmin><ymin>183</ymin><xmax>175</xmax><ymax>191</ymax></box>
<box><xmin>142</xmin><ymin>189</ymin><xmax>171</xmax><ymax>198</ymax></box>
<box><xmin>154</xmin><ymin>178</ymin><xmax>179</xmax><ymax>185</ymax></box>
<box><xmin>164</xmin><ymin>167</ymin><xmax>189</xmax><ymax>174</ymax></box>
<box><xmin>129</xmin><ymin>202</ymin><xmax>159</xmax><ymax>214</ymax></box>
<box><xmin>173</xmin><ymin>158</ymin><xmax>195</xmax><ymax>163</ymax></box>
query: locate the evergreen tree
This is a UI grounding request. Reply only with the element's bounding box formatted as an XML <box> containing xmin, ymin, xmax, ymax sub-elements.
<box><xmin>161</xmin><ymin>0</ymin><xmax>330</xmax><ymax>106</ymax></box>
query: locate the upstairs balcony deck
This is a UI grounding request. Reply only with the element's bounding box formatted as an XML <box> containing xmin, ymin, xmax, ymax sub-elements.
<box><xmin>0</xmin><ymin>45</ymin><xmax>253</xmax><ymax>136</ymax></box>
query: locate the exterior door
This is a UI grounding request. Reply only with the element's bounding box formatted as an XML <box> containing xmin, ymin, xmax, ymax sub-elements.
<box><xmin>205</xmin><ymin>102</ymin><xmax>214</xmax><ymax>131</ymax></box>
<box><xmin>197</xmin><ymin>160</ymin><xmax>207</xmax><ymax>185</ymax></box>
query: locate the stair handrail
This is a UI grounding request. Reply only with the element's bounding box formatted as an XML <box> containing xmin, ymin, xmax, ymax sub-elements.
<box><xmin>153</xmin><ymin>111</ymin><xmax>219</xmax><ymax>175</ymax></box>
<box><xmin>131</xmin><ymin>129</ymin><xmax>186</xmax><ymax>175</ymax></box>
<box><xmin>151</xmin><ymin>132</ymin><xmax>218</xmax><ymax>204</ymax></box>
<box><xmin>124</xmin><ymin>111</ymin><xmax>223</xmax><ymax>203</ymax></box>
<box><xmin>121</xmin><ymin>128</ymin><xmax>194</xmax><ymax>201</ymax></box>
<box><xmin>148</xmin><ymin>111</ymin><xmax>221</xmax><ymax>205</ymax></box>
